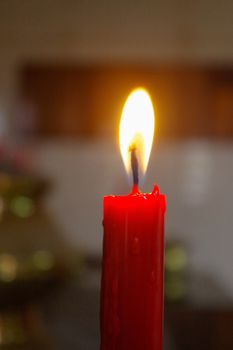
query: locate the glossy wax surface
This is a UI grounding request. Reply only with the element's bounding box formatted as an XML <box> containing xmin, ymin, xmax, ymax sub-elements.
<box><xmin>100</xmin><ymin>185</ymin><xmax>166</xmax><ymax>350</ymax></box>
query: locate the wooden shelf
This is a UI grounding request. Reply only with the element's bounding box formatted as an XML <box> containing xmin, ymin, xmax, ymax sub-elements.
<box><xmin>20</xmin><ymin>64</ymin><xmax>233</xmax><ymax>139</ymax></box>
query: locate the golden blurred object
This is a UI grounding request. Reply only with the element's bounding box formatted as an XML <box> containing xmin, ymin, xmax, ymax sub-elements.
<box><xmin>0</xmin><ymin>197</ymin><xmax>5</xmax><ymax>221</ymax></box>
<box><xmin>0</xmin><ymin>313</ymin><xmax>26</xmax><ymax>345</ymax></box>
<box><xmin>0</xmin><ymin>174</ymin><xmax>12</xmax><ymax>194</ymax></box>
<box><xmin>0</xmin><ymin>306</ymin><xmax>50</xmax><ymax>347</ymax></box>
<box><xmin>0</xmin><ymin>254</ymin><xmax>18</xmax><ymax>283</ymax></box>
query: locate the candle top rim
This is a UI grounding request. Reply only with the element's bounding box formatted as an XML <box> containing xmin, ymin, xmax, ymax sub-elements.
<box><xmin>103</xmin><ymin>186</ymin><xmax>166</xmax><ymax>214</ymax></box>
<box><xmin>104</xmin><ymin>185</ymin><xmax>165</xmax><ymax>200</ymax></box>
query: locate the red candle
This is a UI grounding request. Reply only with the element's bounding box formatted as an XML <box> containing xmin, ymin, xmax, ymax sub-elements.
<box><xmin>100</xmin><ymin>88</ymin><xmax>166</xmax><ymax>350</ymax></box>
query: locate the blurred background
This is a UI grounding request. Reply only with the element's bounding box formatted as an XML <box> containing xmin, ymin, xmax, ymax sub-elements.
<box><xmin>0</xmin><ymin>1</ymin><xmax>233</xmax><ymax>349</ymax></box>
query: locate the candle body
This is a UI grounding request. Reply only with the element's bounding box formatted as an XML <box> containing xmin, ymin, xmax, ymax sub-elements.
<box><xmin>100</xmin><ymin>185</ymin><xmax>166</xmax><ymax>350</ymax></box>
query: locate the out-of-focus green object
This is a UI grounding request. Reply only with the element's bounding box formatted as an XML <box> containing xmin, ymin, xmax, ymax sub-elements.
<box><xmin>165</xmin><ymin>241</ymin><xmax>188</xmax><ymax>302</ymax></box>
<box><xmin>0</xmin><ymin>172</ymin><xmax>48</xmax><ymax>198</ymax></box>
<box><xmin>0</xmin><ymin>148</ymin><xmax>83</xmax><ymax>348</ymax></box>
<box><xmin>0</xmin><ymin>172</ymin><xmax>48</xmax><ymax>221</ymax></box>
<box><xmin>10</xmin><ymin>196</ymin><xmax>35</xmax><ymax>218</ymax></box>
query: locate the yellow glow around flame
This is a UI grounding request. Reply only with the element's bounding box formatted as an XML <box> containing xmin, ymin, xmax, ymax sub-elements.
<box><xmin>119</xmin><ymin>88</ymin><xmax>155</xmax><ymax>177</ymax></box>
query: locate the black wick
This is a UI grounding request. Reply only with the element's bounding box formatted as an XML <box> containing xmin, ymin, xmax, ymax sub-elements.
<box><xmin>130</xmin><ymin>146</ymin><xmax>139</xmax><ymax>186</ymax></box>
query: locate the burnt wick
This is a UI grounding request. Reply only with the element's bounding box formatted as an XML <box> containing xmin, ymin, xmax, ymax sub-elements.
<box><xmin>130</xmin><ymin>146</ymin><xmax>139</xmax><ymax>186</ymax></box>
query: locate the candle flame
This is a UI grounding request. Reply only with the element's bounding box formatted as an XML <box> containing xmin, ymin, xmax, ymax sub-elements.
<box><xmin>119</xmin><ymin>88</ymin><xmax>155</xmax><ymax>180</ymax></box>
